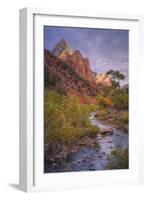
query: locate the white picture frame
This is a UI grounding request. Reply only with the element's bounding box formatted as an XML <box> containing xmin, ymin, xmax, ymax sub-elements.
<box><xmin>19</xmin><ymin>7</ymin><xmax>144</xmax><ymax>192</ymax></box>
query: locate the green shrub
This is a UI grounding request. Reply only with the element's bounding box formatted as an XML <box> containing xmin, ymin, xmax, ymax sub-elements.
<box><xmin>44</xmin><ymin>90</ymin><xmax>99</xmax><ymax>145</ymax></box>
<box><xmin>112</xmin><ymin>89</ymin><xmax>128</xmax><ymax>110</ymax></box>
<box><xmin>97</xmin><ymin>109</ymin><xmax>108</xmax><ymax>120</ymax></box>
<box><xmin>106</xmin><ymin>148</ymin><xmax>129</xmax><ymax>169</ymax></box>
<box><xmin>114</xmin><ymin>111</ymin><xmax>128</xmax><ymax>129</ymax></box>
<box><xmin>88</xmin><ymin>125</ymin><xmax>100</xmax><ymax>135</ymax></box>
<box><xmin>44</xmin><ymin>71</ymin><xmax>60</xmax><ymax>87</ymax></box>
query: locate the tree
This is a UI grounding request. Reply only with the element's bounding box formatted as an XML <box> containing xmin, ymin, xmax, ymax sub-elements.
<box><xmin>106</xmin><ymin>70</ymin><xmax>125</xmax><ymax>88</ymax></box>
<box><xmin>111</xmin><ymin>89</ymin><xmax>128</xmax><ymax>109</ymax></box>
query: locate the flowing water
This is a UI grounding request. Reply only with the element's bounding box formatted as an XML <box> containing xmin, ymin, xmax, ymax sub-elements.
<box><xmin>45</xmin><ymin>112</ymin><xmax>128</xmax><ymax>172</ymax></box>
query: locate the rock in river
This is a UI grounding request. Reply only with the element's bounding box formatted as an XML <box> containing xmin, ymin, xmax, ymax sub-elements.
<box><xmin>101</xmin><ymin>128</ymin><xmax>113</xmax><ymax>135</ymax></box>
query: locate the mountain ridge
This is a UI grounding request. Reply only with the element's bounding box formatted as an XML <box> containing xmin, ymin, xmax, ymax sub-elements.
<box><xmin>51</xmin><ymin>39</ymin><xmax>95</xmax><ymax>82</ymax></box>
<box><xmin>52</xmin><ymin>38</ymin><xmax>73</xmax><ymax>60</ymax></box>
<box><xmin>44</xmin><ymin>48</ymin><xmax>99</xmax><ymax>103</ymax></box>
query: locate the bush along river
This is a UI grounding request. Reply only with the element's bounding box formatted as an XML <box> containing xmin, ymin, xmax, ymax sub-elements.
<box><xmin>44</xmin><ymin>112</ymin><xmax>128</xmax><ymax>173</ymax></box>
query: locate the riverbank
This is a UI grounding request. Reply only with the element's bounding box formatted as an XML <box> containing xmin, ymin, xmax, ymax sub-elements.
<box><xmin>44</xmin><ymin>113</ymin><xmax>114</xmax><ymax>165</ymax></box>
<box><xmin>94</xmin><ymin>109</ymin><xmax>128</xmax><ymax>132</ymax></box>
<box><xmin>44</xmin><ymin>112</ymin><xmax>128</xmax><ymax>173</ymax></box>
<box><xmin>44</xmin><ymin>133</ymin><xmax>100</xmax><ymax>171</ymax></box>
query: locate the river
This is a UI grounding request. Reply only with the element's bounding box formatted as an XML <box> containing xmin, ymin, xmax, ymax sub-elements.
<box><xmin>45</xmin><ymin>112</ymin><xmax>128</xmax><ymax>172</ymax></box>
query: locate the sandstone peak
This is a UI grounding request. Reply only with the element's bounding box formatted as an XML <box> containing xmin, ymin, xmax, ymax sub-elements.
<box><xmin>51</xmin><ymin>39</ymin><xmax>95</xmax><ymax>82</ymax></box>
<box><xmin>44</xmin><ymin>49</ymin><xmax>99</xmax><ymax>99</ymax></box>
<box><xmin>52</xmin><ymin>38</ymin><xmax>73</xmax><ymax>58</ymax></box>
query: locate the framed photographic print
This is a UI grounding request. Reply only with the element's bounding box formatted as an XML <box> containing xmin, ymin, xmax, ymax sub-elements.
<box><xmin>19</xmin><ymin>8</ymin><xmax>144</xmax><ymax>192</ymax></box>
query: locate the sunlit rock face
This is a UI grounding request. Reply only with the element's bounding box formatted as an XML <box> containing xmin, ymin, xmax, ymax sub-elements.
<box><xmin>52</xmin><ymin>39</ymin><xmax>95</xmax><ymax>82</ymax></box>
<box><xmin>52</xmin><ymin>38</ymin><xmax>73</xmax><ymax>60</ymax></box>
<box><xmin>44</xmin><ymin>49</ymin><xmax>99</xmax><ymax>101</ymax></box>
<box><xmin>96</xmin><ymin>73</ymin><xmax>111</xmax><ymax>86</ymax></box>
<box><xmin>65</xmin><ymin>50</ymin><xmax>94</xmax><ymax>82</ymax></box>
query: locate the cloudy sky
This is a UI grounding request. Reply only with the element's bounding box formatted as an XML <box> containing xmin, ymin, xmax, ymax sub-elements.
<box><xmin>44</xmin><ymin>26</ymin><xmax>129</xmax><ymax>84</ymax></box>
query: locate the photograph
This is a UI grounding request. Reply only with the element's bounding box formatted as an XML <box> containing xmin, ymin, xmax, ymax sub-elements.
<box><xmin>44</xmin><ymin>26</ymin><xmax>129</xmax><ymax>173</ymax></box>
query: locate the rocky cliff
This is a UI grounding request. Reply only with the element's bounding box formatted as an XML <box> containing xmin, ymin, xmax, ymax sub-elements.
<box><xmin>52</xmin><ymin>38</ymin><xmax>73</xmax><ymax>60</ymax></box>
<box><xmin>44</xmin><ymin>49</ymin><xmax>99</xmax><ymax>102</ymax></box>
<box><xmin>52</xmin><ymin>39</ymin><xmax>94</xmax><ymax>82</ymax></box>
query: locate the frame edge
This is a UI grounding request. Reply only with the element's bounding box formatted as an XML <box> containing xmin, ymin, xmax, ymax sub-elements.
<box><xmin>19</xmin><ymin>8</ymin><xmax>27</xmax><ymax>192</ymax></box>
<box><xmin>19</xmin><ymin>7</ymin><xmax>34</xmax><ymax>192</ymax></box>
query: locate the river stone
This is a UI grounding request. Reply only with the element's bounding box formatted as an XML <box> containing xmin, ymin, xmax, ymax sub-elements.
<box><xmin>107</xmin><ymin>141</ymin><xmax>112</xmax><ymax>143</ymax></box>
<box><xmin>101</xmin><ymin>128</ymin><xmax>113</xmax><ymax>135</ymax></box>
<box><xmin>89</xmin><ymin>165</ymin><xmax>95</xmax><ymax>170</ymax></box>
<box><xmin>94</xmin><ymin>112</ymin><xmax>98</xmax><ymax>118</ymax></box>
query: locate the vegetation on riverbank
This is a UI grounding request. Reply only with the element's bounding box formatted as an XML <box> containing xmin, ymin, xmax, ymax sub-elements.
<box><xmin>44</xmin><ymin>89</ymin><xmax>101</xmax><ymax>165</ymax></box>
<box><xmin>44</xmin><ymin>89</ymin><xmax>100</xmax><ymax>146</ymax></box>
<box><xmin>97</xmin><ymin>108</ymin><xmax>128</xmax><ymax>131</ymax></box>
<box><xmin>106</xmin><ymin>148</ymin><xmax>129</xmax><ymax>169</ymax></box>
<box><xmin>96</xmin><ymin>70</ymin><xmax>129</xmax><ymax>131</ymax></box>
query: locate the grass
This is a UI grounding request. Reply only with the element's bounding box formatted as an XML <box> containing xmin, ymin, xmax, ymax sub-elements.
<box><xmin>44</xmin><ymin>90</ymin><xmax>100</xmax><ymax>145</ymax></box>
<box><xmin>106</xmin><ymin>148</ymin><xmax>129</xmax><ymax>169</ymax></box>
